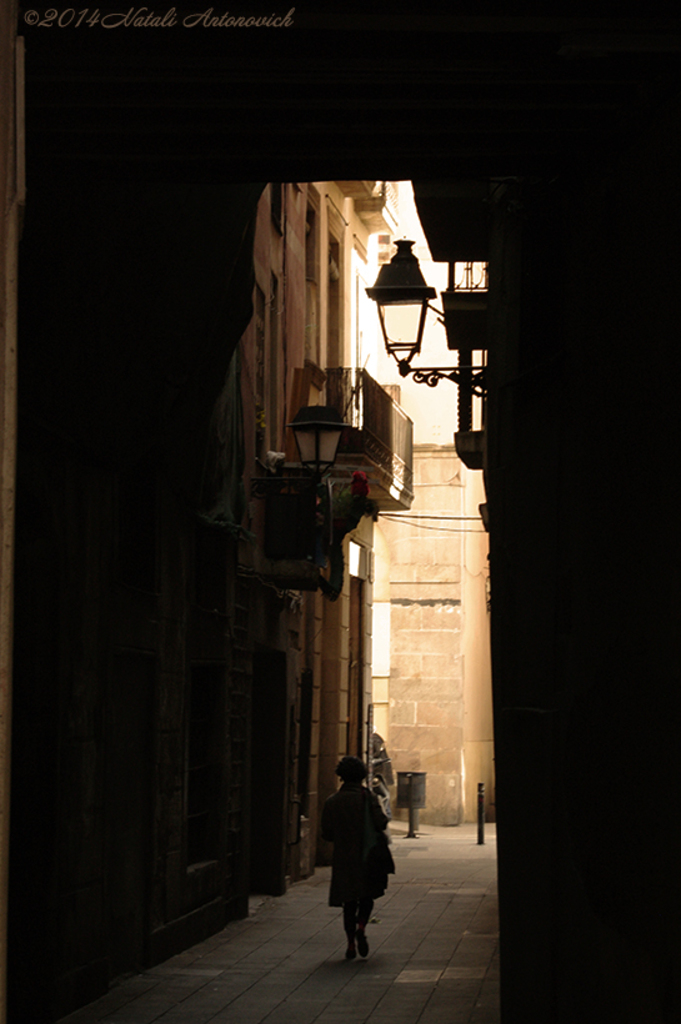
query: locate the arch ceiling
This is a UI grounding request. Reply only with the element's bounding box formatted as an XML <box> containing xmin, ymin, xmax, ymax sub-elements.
<box><xmin>21</xmin><ymin>5</ymin><xmax>681</xmax><ymax>184</ymax></box>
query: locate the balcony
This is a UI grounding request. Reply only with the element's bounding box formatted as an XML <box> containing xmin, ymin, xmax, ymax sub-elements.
<box><xmin>325</xmin><ymin>368</ymin><xmax>414</xmax><ymax>510</ymax></box>
<box><xmin>334</xmin><ymin>181</ymin><xmax>399</xmax><ymax>234</ymax></box>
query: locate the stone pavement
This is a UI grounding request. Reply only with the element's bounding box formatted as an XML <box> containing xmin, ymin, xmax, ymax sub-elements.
<box><xmin>58</xmin><ymin>822</ymin><xmax>499</xmax><ymax>1024</ymax></box>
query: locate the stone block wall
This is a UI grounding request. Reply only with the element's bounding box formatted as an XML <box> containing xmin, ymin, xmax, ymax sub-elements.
<box><xmin>381</xmin><ymin>445</ymin><xmax>466</xmax><ymax>825</ymax></box>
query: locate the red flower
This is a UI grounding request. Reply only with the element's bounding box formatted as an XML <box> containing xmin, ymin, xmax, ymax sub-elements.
<box><xmin>351</xmin><ymin>471</ymin><xmax>369</xmax><ymax>498</ymax></box>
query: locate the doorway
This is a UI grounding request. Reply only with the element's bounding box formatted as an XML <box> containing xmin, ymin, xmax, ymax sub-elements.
<box><xmin>249</xmin><ymin>649</ymin><xmax>289</xmax><ymax>896</ymax></box>
<box><xmin>348</xmin><ymin>574</ymin><xmax>365</xmax><ymax>758</ymax></box>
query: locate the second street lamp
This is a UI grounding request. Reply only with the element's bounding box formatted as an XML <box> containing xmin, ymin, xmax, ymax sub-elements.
<box><xmin>287</xmin><ymin>406</ymin><xmax>348</xmax><ymax>480</ymax></box>
<box><xmin>250</xmin><ymin>405</ymin><xmax>350</xmax><ymax>574</ymax></box>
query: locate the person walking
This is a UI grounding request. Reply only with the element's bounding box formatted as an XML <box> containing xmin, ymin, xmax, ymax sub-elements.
<box><xmin>371</xmin><ymin>731</ymin><xmax>394</xmax><ymax>819</ymax></box>
<box><xmin>321</xmin><ymin>755</ymin><xmax>392</xmax><ymax>960</ymax></box>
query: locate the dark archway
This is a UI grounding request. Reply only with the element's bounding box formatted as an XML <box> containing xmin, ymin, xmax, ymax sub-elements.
<box><xmin>13</xmin><ymin>7</ymin><xmax>681</xmax><ymax>1022</ymax></box>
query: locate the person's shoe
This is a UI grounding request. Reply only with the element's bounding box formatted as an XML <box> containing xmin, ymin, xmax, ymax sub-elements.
<box><xmin>345</xmin><ymin>943</ymin><xmax>356</xmax><ymax>960</ymax></box>
<box><xmin>356</xmin><ymin>928</ymin><xmax>369</xmax><ymax>957</ymax></box>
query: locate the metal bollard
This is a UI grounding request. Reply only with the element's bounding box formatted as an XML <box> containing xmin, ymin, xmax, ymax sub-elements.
<box><xmin>477</xmin><ymin>782</ymin><xmax>485</xmax><ymax>845</ymax></box>
<box><xmin>407</xmin><ymin>773</ymin><xmax>418</xmax><ymax>838</ymax></box>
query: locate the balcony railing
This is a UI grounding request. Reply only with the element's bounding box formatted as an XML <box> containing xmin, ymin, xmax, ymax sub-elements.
<box><xmin>380</xmin><ymin>180</ymin><xmax>399</xmax><ymax>227</ymax></box>
<box><xmin>325</xmin><ymin>368</ymin><xmax>414</xmax><ymax>508</ymax></box>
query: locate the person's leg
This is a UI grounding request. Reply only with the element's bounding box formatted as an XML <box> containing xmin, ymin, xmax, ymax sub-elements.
<box><xmin>355</xmin><ymin>897</ymin><xmax>374</xmax><ymax>957</ymax></box>
<box><xmin>343</xmin><ymin>901</ymin><xmax>358</xmax><ymax>958</ymax></box>
<box><xmin>357</xmin><ymin>897</ymin><xmax>373</xmax><ymax>928</ymax></box>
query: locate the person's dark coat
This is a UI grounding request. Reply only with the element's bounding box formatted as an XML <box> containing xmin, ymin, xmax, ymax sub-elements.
<box><xmin>321</xmin><ymin>781</ymin><xmax>388</xmax><ymax>906</ymax></box>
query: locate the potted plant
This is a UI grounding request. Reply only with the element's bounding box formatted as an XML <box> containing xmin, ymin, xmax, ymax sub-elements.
<box><xmin>317</xmin><ymin>472</ymin><xmax>378</xmax><ymax>600</ymax></box>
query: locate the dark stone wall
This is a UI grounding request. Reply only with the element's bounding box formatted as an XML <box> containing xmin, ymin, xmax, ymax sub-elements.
<box><xmin>487</xmin><ymin>92</ymin><xmax>681</xmax><ymax>1024</ymax></box>
<box><xmin>9</xmin><ymin>435</ymin><xmax>253</xmax><ymax>1019</ymax></box>
<box><xmin>8</xmin><ymin>181</ymin><xmax>263</xmax><ymax>1020</ymax></box>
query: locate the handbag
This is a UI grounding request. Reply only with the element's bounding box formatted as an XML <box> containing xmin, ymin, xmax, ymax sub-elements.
<box><xmin>362</xmin><ymin>788</ymin><xmax>395</xmax><ymax>895</ymax></box>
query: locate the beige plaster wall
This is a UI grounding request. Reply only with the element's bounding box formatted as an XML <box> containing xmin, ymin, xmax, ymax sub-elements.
<box><xmin>461</xmin><ymin>466</ymin><xmax>494</xmax><ymax>821</ymax></box>
<box><xmin>313</xmin><ymin>183</ymin><xmax>383</xmax><ymax>863</ymax></box>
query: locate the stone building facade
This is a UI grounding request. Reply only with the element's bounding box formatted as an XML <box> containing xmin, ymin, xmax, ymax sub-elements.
<box><xmin>376</xmin><ymin>445</ymin><xmax>493</xmax><ymax>826</ymax></box>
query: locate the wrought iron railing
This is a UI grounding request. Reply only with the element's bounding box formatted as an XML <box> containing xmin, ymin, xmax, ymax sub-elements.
<box><xmin>325</xmin><ymin>368</ymin><xmax>413</xmax><ymax>499</ymax></box>
<box><xmin>453</xmin><ymin>261</ymin><xmax>488</xmax><ymax>291</ymax></box>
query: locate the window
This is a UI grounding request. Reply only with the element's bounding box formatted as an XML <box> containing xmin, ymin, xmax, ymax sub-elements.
<box><xmin>305</xmin><ymin>206</ymin><xmax>320</xmax><ymax>364</ymax></box>
<box><xmin>267</xmin><ymin>273</ymin><xmax>280</xmax><ymax>450</ymax></box>
<box><xmin>327</xmin><ymin>239</ymin><xmax>341</xmax><ymax>367</ymax></box>
<box><xmin>254</xmin><ymin>283</ymin><xmax>266</xmax><ymax>458</ymax></box>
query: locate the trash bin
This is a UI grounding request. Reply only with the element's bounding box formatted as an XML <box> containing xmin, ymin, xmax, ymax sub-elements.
<box><xmin>396</xmin><ymin>771</ymin><xmax>427</xmax><ymax>837</ymax></box>
<box><xmin>396</xmin><ymin>771</ymin><xmax>427</xmax><ymax>809</ymax></box>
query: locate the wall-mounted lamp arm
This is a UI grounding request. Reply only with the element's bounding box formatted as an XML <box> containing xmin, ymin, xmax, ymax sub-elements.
<box><xmin>397</xmin><ymin>363</ymin><xmax>487</xmax><ymax>395</ymax></box>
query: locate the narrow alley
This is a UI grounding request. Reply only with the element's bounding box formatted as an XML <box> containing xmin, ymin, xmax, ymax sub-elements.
<box><xmin>57</xmin><ymin>825</ymin><xmax>498</xmax><ymax>1024</ymax></box>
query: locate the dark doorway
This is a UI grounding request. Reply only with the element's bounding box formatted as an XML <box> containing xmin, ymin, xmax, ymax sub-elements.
<box><xmin>297</xmin><ymin>668</ymin><xmax>314</xmax><ymax>818</ymax></box>
<box><xmin>348</xmin><ymin>575</ymin><xmax>365</xmax><ymax>758</ymax></box>
<box><xmin>249</xmin><ymin>649</ymin><xmax>288</xmax><ymax>896</ymax></box>
<box><xmin>106</xmin><ymin>652</ymin><xmax>154</xmax><ymax>977</ymax></box>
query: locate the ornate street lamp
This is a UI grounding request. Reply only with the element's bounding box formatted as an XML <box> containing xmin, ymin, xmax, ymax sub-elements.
<box><xmin>287</xmin><ymin>405</ymin><xmax>348</xmax><ymax>479</ymax></box>
<box><xmin>366</xmin><ymin>239</ymin><xmax>487</xmax><ymax>400</ymax></box>
<box><xmin>365</xmin><ymin>238</ymin><xmax>437</xmax><ymax>370</ymax></box>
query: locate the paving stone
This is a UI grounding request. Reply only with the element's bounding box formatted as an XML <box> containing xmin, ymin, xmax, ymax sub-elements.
<box><xmin>442</xmin><ymin>966</ymin><xmax>488</xmax><ymax>979</ymax></box>
<box><xmin>57</xmin><ymin>823</ymin><xmax>499</xmax><ymax>1024</ymax></box>
<box><xmin>395</xmin><ymin>968</ymin><xmax>444</xmax><ymax>983</ymax></box>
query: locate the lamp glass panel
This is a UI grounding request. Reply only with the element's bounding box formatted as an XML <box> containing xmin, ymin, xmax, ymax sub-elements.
<box><xmin>294</xmin><ymin>429</ymin><xmax>318</xmax><ymax>468</ymax></box>
<box><xmin>382</xmin><ymin>302</ymin><xmax>427</xmax><ymax>347</ymax></box>
<box><xmin>317</xmin><ymin>427</ymin><xmax>343</xmax><ymax>467</ymax></box>
<box><xmin>294</xmin><ymin>425</ymin><xmax>343</xmax><ymax>471</ymax></box>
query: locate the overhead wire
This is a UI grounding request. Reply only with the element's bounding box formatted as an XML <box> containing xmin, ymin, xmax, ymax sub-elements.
<box><xmin>380</xmin><ymin>512</ymin><xmax>486</xmax><ymax>534</ymax></box>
